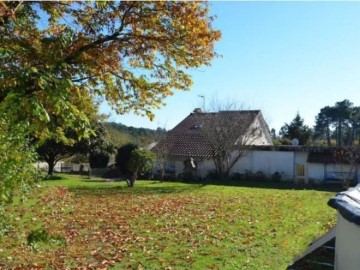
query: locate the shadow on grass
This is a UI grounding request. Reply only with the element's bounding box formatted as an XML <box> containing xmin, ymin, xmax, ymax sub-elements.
<box><xmin>45</xmin><ymin>173</ymin><xmax>344</xmax><ymax>194</ymax></box>
<box><xmin>199</xmin><ymin>179</ymin><xmax>345</xmax><ymax>193</ymax></box>
<box><xmin>80</xmin><ymin>179</ymin><xmax>113</xmax><ymax>183</ymax></box>
<box><xmin>68</xmin><ymin>183</ymin><xmax>203</xmax><ymax>196</ymax></box>
<box><xmin>44</xmin><ymin>175</ymin><xmax>64</xmax><ymax>181</ymax></box>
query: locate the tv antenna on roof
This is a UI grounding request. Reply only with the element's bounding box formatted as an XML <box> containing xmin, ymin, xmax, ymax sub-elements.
<box><xmin>198</xmin><ymin>95</ymin><xmax>205</xmax><ymax>111</ymax></box>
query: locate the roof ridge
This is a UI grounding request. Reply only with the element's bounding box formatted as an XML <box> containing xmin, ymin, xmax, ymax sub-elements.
<box><xmin>190</xmin><ymin>110</ymin><xmax>260</xmax><ymax>115</ymax></box>
<box><xmin>219</xmin><ymin>109</ymin><xmax>259</xmax><ymax>111</ymax></box>
<box><xmin>218</xmin><ymin>110</ymin><xmax>260</xmax><ymax>113</ymax></box>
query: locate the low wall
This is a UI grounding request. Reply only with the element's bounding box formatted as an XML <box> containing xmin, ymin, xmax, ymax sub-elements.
<box><xmin>230</xmin><ymin>150</ymin><xmax>295</xmax><ymax>181</ymax></box>
<box><xmin>34</xmin><ymin>162</ymin><xmax>90</xmax><ymax>173</ymax></box>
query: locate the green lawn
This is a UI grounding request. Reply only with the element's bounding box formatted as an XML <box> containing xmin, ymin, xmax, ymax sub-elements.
<box><xmin>0</xmin><ymin>174</ymin><xmax>338</xmax><ymax>269</ymax></box>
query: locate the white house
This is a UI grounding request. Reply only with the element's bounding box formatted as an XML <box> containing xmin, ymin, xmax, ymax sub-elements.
<box><xmin>152</xmin><ymin>108</ymin><xmax>358</xmax><ymax>183</ymax></box>
<box><xmin>152</xmin><ymin>108</ymin><xmax>273</xmax><ymax>179</ymax></box>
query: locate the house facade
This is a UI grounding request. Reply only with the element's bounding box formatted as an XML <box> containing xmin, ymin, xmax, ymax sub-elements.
<box><xmin>152</xmin><ymin>108</ymin><xmax>273</xmax><ymax>179</ymax></box>
<box><xmin>153</xmin><ymin>108</ymin><xmax>359</xmax><ymax>183</ymax></box>
<box><xmin>156</xmin><ymin>145</ymin><xmax>359</xmax><ymax>183</ymax></box>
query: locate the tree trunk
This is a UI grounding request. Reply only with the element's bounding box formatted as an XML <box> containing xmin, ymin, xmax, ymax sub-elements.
<box><xmin>128</xmin><ymin>169</ymin><xmax>138</xmax><ymax>187</ymax></box>
<box><xmin>218</xmin><ymin>160</ymin><xmax>226</xmax><ymax>180</ymax></box>
<box><xmin>326</xmin><ymin>126</ymin><xmax>331</xmax><ymax>146</ymax></box>
<box><xmin>213</xmin><ymin>156</ymin><xmax>222</xmax><ymax>179</ymax></box>
<box><xmin>338</xmin><ymin>120</ymin><xmax>342</xmax><ymax>147</ymax></box>
<box><xmin>160</xmin><ymin>167</ymin><xmax>165</xmax><ymax>182</ymax></box>
<box><xmin>350</xmin><ymin>127</ymin><xmax>355</xmax><ymax>146</ymax></box>
<box><xmin>47</xmin><ymin>158</ymin><xmax>56</xmax><ymax>175</ymax></box>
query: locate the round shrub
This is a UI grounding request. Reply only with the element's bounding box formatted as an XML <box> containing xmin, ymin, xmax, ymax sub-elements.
<box><xmin>115</xmin><ymin>143</ymin><xmax>138</xmax><ymax>175</ymax></box>
<box><xmin>89</xmin><ymin>152</ymin><xmax>110</xmax><ymax>168</ymax></box>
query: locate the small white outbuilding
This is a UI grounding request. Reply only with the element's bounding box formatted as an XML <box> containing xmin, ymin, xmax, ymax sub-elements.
<box><xmin>328</xmin><ymin>185</ymin><xmax>360</xmax><ymax>270</ymax></box>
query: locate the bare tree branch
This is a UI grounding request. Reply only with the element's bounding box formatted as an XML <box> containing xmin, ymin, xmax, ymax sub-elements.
<box><xmin>194</xmin><ymin>100</ymin><xmax>263</xmax><ymax>179</ymax></box>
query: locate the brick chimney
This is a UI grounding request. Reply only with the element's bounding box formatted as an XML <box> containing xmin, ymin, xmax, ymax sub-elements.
<box><xmin>193</xmin><ymin>108</ymin><xmax>203</xmax><ymax>114</ymax></box>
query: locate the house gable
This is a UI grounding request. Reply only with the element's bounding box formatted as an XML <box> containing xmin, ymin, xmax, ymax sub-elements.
<box><xmin>240</xmin><ymin>112</ymin><xmax>273</xmax><ymax>146</ymax></box>
<box><xmin>153</xmin><ymin>109</ymin><xmax>273</xmax><ymax>159</ymax></box>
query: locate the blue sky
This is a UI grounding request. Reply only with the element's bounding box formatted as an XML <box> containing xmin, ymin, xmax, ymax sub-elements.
<box><xmin>101</xmin><ymin>2</ymin><xmax>360</xmax><ymax>134</ymax></box>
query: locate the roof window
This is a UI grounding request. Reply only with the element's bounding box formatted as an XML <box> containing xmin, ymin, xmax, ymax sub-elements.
<box><xmin>190</xmin><ymin>124</ymin><xmax>202</xmax><ymax>130</ymax></box>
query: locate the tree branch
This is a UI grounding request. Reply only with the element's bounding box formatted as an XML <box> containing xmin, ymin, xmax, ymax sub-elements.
<box><xmin>64</xmin><ymin>6</ymin><xmax>133</xmax><ymax>64</ymax></box>
<box><xmin>71</xmin><ymin>75</ymin><xmax>97</xmax><ymax>83</ymax></box>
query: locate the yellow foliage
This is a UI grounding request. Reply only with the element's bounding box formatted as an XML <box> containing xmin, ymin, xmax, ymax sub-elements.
<box><xmin>0</xmin><ymin>1</ymin><xmax>220</xmax><ymax>140</ymax></box>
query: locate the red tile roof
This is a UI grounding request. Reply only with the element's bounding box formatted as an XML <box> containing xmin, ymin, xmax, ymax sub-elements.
<box><xmin>307</xmin><ymin>148</ymin><xmax>360</xmax><ymax>164</ymax></box>
<box><xmin>153</xmin><ymin>110</ymin><xmax>263</xmax><ymax>158</ymax></box>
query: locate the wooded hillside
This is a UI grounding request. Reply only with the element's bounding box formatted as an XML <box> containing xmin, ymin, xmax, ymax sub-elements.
<box><xmin>104</xmin><ymin>122</ymin><xmax>166</xmax><ymax>147</ymax></box>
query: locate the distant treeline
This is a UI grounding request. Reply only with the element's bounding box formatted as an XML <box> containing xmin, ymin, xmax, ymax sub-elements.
<box><xmin>274</xmin><ymin>99</ymin><xmax>360</xmax><ymax>147</ymax></box>
<box><xmin>104</xmin><ymin>122</ymin><xmax>166</xmax><ymax>147</ymax></box>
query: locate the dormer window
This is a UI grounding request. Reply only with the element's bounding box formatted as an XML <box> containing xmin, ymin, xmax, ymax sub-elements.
<box><xmin>190</xmin><ymin>124</ymin><xmax>202</xmax><ymax>130</ymax></box>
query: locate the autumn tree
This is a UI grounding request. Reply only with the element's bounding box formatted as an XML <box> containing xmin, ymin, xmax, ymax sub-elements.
<box><xmin>0</xmin><ymin>1</ymin><xmax>221</xmax><ymax>140</ymax></box>
<box><xmin>280</xmin><ymin>113</ymin><xmax>312</xmax><ymax>145</ymax></box>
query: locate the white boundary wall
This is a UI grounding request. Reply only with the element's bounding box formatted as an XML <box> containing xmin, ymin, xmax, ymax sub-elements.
<box><xmin>229</xmin><ymin>151</ymin><xmax>295</xmax><ymax>180</ymax></box>
<box><xmin>163</xmin><ymin>149</ymin><xmax>359</xmax><ymax>183</ymax></box>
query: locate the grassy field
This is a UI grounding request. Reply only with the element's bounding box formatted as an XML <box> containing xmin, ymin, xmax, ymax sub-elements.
<box><xmin>0</xmin><ymin>174</ymin><xmax>339</xmax><ymax>269</ymax></box>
